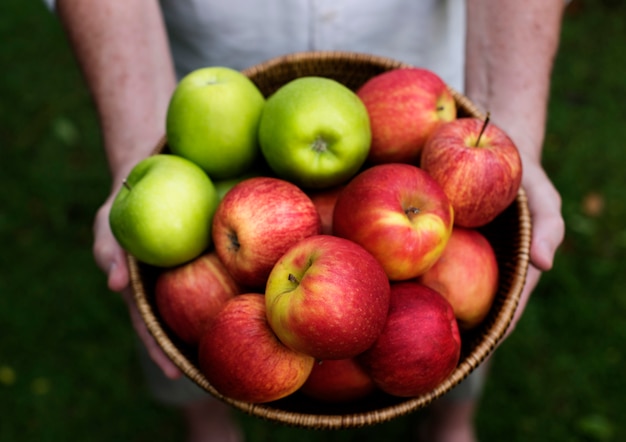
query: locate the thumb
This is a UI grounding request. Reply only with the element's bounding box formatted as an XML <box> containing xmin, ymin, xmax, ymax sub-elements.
<box><xmin>523</xmin><ymin>165</ymin><xmax>565</xmax><ymax>271</ymax></box>
<box><xmin>94</xmin><ymin>197</ymin><xmax>182</xmax><ymax>379</ymax></box>
<box><xmin>517</xmin><ymin>148</ymin><xmax>565</xmax><ymax>271</ymax></box>
<box><xmin>93</xmin><ymin>198</ymin><xmax>128</xmax><ymax>289</ymax></box>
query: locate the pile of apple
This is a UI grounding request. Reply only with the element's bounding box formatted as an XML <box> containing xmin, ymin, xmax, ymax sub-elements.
<box><xmin>109</xmin><ymin>65</ymin><xmax>523</xmax><ymax>405</ymax></box>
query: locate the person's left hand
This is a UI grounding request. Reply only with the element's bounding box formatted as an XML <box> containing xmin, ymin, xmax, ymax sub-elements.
<box><xmin>93</xmin><ymin>194</ymin><xmax>183</xmax><ymax>380</ymax></box>
<box><xmin>504</xmin><ymin>150</ymin><xmax>565</xmax><ymax>338</ymax></box>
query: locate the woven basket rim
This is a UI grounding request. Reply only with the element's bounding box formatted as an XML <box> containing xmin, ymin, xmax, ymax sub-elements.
<box><xmin>129</xmin><ymin>50</ymin><xmax>531</xmax><ymax>430</ymax></box>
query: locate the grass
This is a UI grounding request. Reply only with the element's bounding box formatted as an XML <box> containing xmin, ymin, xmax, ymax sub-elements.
<box><xmin>1</xmin><ymin>0</ymin><xmax>625</xmax><ymax>440</ymax></box>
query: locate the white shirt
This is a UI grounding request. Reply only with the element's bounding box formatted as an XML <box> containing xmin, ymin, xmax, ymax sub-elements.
<box><xmin>44</xmin><ymin>0</ymin><xmax>466</xmax><ymax>91</ymax></box>
<box><xmin>160</xmin><ymin>0</ymin><xmax>466</xmax><ymax>90</ymax></box>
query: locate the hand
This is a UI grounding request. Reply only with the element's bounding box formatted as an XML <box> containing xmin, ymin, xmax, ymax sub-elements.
<box><xmin>505</xmin><ymin>151</ymin><xmax>565</xmax><ymax>337</ymax></box>
<box><xmin>93</xmin><ymin>194</ymin><xmax>183</xmax><ymax>379</ymax></box>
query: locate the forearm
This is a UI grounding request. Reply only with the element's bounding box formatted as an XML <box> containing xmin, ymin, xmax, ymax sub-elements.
<box><xmin>465</xmin><ymin>0</ymin><xmax>566</xmax><ymax>161</ymax></box>
<box><xmin>465</xmin><ymin>1</ymin><xmax>566</xmax><ymax>274</ymax></box>
<box><xmin>57</xmin><ymin>0</ymin><xmax>177</xmax><ymax>190</ymax></box>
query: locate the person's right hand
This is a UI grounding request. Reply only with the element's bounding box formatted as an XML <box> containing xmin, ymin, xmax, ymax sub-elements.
<box><xmin>92</xmin><ymin>194</ymin><xmax>183</xmax><ymax>380</ymax></box>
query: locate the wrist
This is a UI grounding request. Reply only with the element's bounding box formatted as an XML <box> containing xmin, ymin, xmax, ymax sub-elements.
<box><xmin>483</xmin><ymin>106</ymin><xmax>546</xmax><ymax>165</ymax></box>
<box><xmin>106</xmin><ymin>135</ymin><xmax>163</xmax><ymax>192</ymax></box>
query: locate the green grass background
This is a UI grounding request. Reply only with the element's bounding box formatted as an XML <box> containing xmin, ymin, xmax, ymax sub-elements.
<box><xmin>1</xmin><ymin>1</ymin><xmax>625</xmax><ymax>440</ymax></box>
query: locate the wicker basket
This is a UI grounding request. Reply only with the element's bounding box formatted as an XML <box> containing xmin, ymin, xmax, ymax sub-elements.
<box><xmin>128</xmin><ymin>51</ymin><xmax>531</xmax><ymax>430</ymax></box>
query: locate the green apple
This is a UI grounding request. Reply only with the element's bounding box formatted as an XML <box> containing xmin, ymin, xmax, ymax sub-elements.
<box><xmin>213</xmin><ymin>172</ymin><xmax>259</xmax><ymax>200</ymax></box>
<box><xmin>258</xmin><ymin>76</ymin><xmax>371</xmax><ymax>189</ymax></box>
<box><xmin>213</xmin><ymin>176</ymin><xmax>245</xmax><ymax>200</ymax></box>
<box><xmin>166</xmin><ymin>67</ymin><xmax>266</xmax><ymax>180</ymax></box>
<box><xmin>109</xmin><ymin>154</ymin><xmax>220</xmax><ymax>267</ymax></box>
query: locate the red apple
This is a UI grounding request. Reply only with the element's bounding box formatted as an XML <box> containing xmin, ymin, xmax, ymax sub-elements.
<box><xmin>299</xmin><ymin>358</ymin><xmax>376</xmax><ymax>403</ymax></box>
<box><xmin>212</xmin><ymin>176</ymin><xmax>321</xmax><ymax>288</ymax></box>
<box><xmin>307</xmin><ymin>185</ymin><xmax>343</xmax><ymax>235</ymax></box>
<box><xmin>417</xmin><ymin>227</ymin><xmax>499</xmax><ymax>330</ymax></box>
<box><xmin>265</xmin><ymin>235</ymin><xmax>390</xmax><ymax>360</ymax></box>
<box><xmin>356</xmin><ymin>67</ymin><xmax>457</xmax><ymax>165</ymax></box>
<box><xmin>358</xmin><ymin>282</ymin><xmax>461</xmax><ymax>397</ymax></box>
<box><xmin>332</xmin><ymin>163</ymin><xmax>454</xmax><ymax>280</ymax></box>
<box><xmin>154</xmin><ymin>251</ymin><xmax>240</xmax><ymax>345</ymax></box>
<box><xmin>198</xmin><ymin>293</ymin><xmax>315</xmax><ymax>404</ymax></box>
<box><xmin>420</xmin><ymin>117</ymin><xmax>522</xmax><ymax>228</ymax></box>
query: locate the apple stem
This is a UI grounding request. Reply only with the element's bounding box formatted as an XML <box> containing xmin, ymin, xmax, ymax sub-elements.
<box><xmin>228</xmin><ymin>232</ymin><xmax>241</xmax><ymax>251</ymax></box>
<box><xmin>311</xmin><ymin>136</ymin><xmax>328</xmax><ymax>153</ymax></box>
<box><xmin>475</xmin><ymin>112</ymin><xmax>491</xmax><ymax>147</ymax></box>
<box><xmin>122</xmin><ymin>179</ymin><xmax>132</xmax><ymax>191</ymax></box>
<box><xmin>405</xmin><ymin>206</ymin><xmax>421</xmax><ymax>219</ymax></box>
<box><xmin>288</xmin><ymin>273</ymin><xmax>300</xmax><ymax>285</ymax></box>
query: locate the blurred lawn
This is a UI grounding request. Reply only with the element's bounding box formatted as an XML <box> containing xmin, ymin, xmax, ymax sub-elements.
<box><xmin>1</xmin><ymin>1</ymin><xmax>625</xmax><ymax>441</ymax></box>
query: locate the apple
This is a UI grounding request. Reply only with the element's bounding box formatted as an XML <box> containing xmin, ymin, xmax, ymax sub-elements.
<box><xmin>258</xmin><ymin>76</ymin><xmax>371</xmax><ymax>189</ymax></box>
<box><xmin>166</xmin><ymin>66</ymin><xmax>265</xmax><ymax>180</ymax></box>
<box><xmin>307</xmin><ymin>186</ymin><xmax>343</xmax><ymax>235</ymax></box>
<box><xmin>417</xmin><ymin>227</ymin><xmax>499</xmax><ymax>330</ymax></box>
<box><xmin>358</xmin><ymin>282</ymin><xmax>462</xmax><ymax>398</ymax></box>
<box><xmin>213</xmin><ymin>176</ymin><xmax>245</xmax><ymax>200</ymax></box>
<box><xmin>198</xmin><ymin>293</ymin><xmax>315</xmax><ymax>403</ymax></box>
<box><xmin>265</xmin><ymin>234</ymin><xmax>390</xmax><ymax>360</ymax></box>
<box><xmin>154</xmin><ymin>251</ymin><xmax>241</xmax><ymax>345</ymax></box>
<box><xmin>356</xmin><ymin>67</ymin><xmax>457</xmax><ymax>165</ymax></box>
<box><xmin>420</xmin><ymin>116</ymin><xmax>522</xmax><ymax>228</ymax></box>
<box><xmin>299</xmin><ymin>358</ymin><xmax>376</xmax><ymax>403</ymax></box>
<box><xmin>213</xmin><ymin>171</ymin><xmax>260</xmax><ymax>200</ymax></box>
<box><xmin>109</xmin><ymin>154</ymin><xmax>219</xmax><ymax>267</ymax></box>
<box><xmin>212</xmin><ymin>176</ymin><xmax>321</xmax><ymax>288</ymax></box>
<box><xmin>332</xmin><ymin>163</ymin><xmax>454</xmax><ymax>281</ymax></box>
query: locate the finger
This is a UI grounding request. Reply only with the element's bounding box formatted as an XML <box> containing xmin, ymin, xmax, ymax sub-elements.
<box><xmin>93</xmin><ymin>199</ymin><xmax>118</xmax><ymax>274</ymax></box>
<box><xmin>93</xmin><ymin>198</ymin><xmax>132</xmax><ymax>292</ymax></box>
<box><xmin>524</xmin><ymin>174</ymin><xmax>565</xmax><ymax>271</ymax></box>
<box><xmin>94</xmin><ymin>197</ymin><xmax>182</xmax><ymax>379</ymax></box>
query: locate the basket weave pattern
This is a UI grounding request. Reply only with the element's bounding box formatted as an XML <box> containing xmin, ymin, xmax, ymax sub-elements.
<box><xmin>129</xmin><ymin>51</ymin><xmax>531</xmax><ymax>429</ymax></box>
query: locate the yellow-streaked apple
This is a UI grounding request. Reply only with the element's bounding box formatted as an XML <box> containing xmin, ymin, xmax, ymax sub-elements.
<box><xmin>333</xmin><ymin>163</ymin><xmax>454</xmax><ymax>280</ymax></box>
<box><xmin>211</xmin><ymin>176</ymin><xmax>321</xmax><ymax>288</ymax></box>
<box><xmin>265</xmin><ymin>235</ymin><xmax>390</xmax><ymax>360</ymax></box>
<box><xmin>155</xmin><ymin>251</ymin><xmax>241</xmax><ymax>345</ymax></box>
<box><xmin>356</xmin><ymin>67</ymin><xmax>456</xmax><ymax>165</ymax></box>
<box><xmin>420</xmin><ymin>117</ymin><xmax>522</xmax><ymax>228</ymax></box>
<box><xmin>198</xmin><ymin>293</ymin><xmax>315</xmax><ymax>403</ymax></box>
<box><xmin>418</xmin><ymin>227</ymin><xmax>499</xmax><ymax>330</ymax></box>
